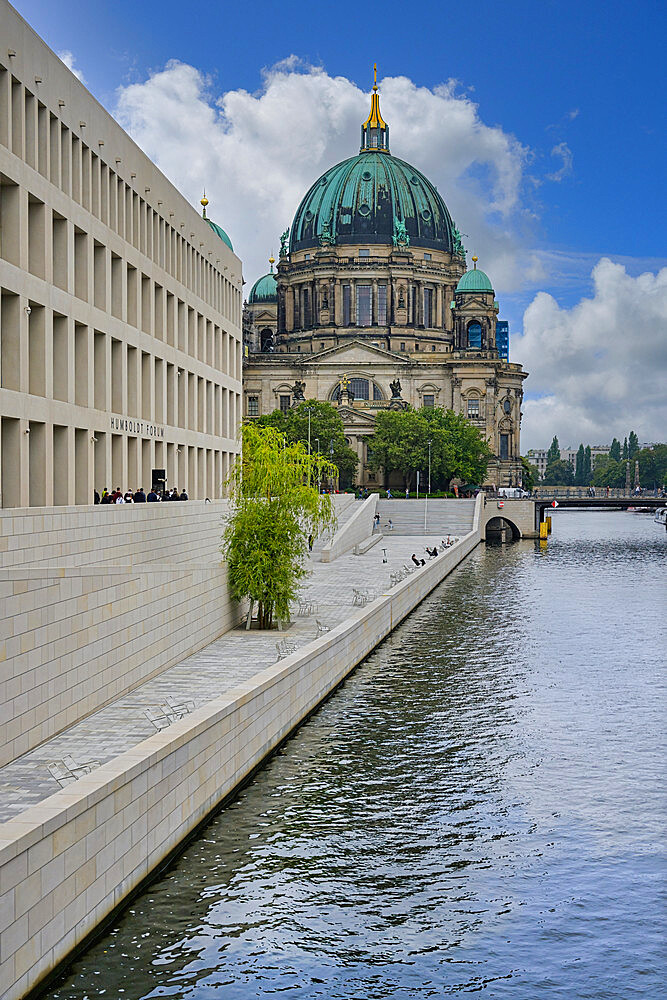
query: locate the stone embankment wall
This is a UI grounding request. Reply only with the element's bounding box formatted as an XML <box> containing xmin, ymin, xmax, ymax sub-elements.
<box><xmin>0</xmin><ymin>497</ymin><xmax>482</xmax><ymax>1000</ymax></box>
<box><xmin>0</xmin><ymin>502</ymin><xmax>240</xmax><ymax>766</ymax></box>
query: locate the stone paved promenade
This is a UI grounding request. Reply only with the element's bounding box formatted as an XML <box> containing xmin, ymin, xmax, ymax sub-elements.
<box><xmin>0</xmin><ymin>531</ymin><xmax>455</xmax><ymax>824</ymax></box>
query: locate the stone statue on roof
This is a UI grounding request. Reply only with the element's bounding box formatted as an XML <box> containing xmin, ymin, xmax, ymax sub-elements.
<box><xmin>392</xmin><ymin>219</ymin><xmax>410</xmax><ymax>248</ymax></box>
<box><xmin>319</xmin><ymin>220</ymin><xmax>336</xmax><ymax>247</ymax></box>
<box><xmin>452</xmin><ymin>224</ymin><xmax>466</xmax><ymax>258</ymax></box>
<box><xmin>291</xmin><ymin>379</ymin><xmax>306</xmax><ymax>402</ymax></box>
<box><xmin>279</xmin><ymin>228</ymin><xmax>290</xmax><ymax>258</ymax></box>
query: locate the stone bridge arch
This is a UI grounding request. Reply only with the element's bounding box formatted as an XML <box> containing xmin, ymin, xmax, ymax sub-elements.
<box><xmin>484</xmin><ymin>515</ymin><xmax>522</xmax><ymax>542</ymax></box>
<box><xmin>480</xmin><ymin>499</ymin><xmax>539</xmax><ymax>540</ymax></box>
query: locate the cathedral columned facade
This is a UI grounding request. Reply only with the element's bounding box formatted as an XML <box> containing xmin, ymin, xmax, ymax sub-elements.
<box><xmin>243</xmin><ymin>70</ymin><xmax>527</xmax><ymax>488</ymax></box>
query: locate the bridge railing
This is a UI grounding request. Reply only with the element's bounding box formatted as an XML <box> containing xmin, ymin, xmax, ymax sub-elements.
<box><xmin>533</xmin><ymin>487</ymin><xmax>665</xmax><ymax>499</ymax></box>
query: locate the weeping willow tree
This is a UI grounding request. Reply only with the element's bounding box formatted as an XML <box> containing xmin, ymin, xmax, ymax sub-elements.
<box><xmin>222</xmin><ymin>423</ymin><xmax>338</xmax><ymax>629</ymax></box>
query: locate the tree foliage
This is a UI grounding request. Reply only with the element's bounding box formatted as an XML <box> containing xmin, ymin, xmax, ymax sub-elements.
<box><xmin>368</xmin><ymin>406</ymin><xmax>491</xmax><ymax>489</ymax></box>
<box><xmin>521</xmin><ymin>456</ymin><xmax>539</xmax><ymax>491</ymax></box>
<box><xmin>628</xmin><ymin>431</ymin><xmax>639</xmax><ymax>460</ymax></box>
<box><xmin>256</xmin><ymin>400</ymin><xmax>358</xmax><ymax>486</ymax></box>
<box><xmin>610</xmin><ymin>437</ymin><xmax>621</xmax><ymax>462</ymax></box>
<box><xmin>592</xmin><ymin>456</ymin><xmax>627</xmax><ymax>488</ymax></box>
<box><xmin>222</xmin><ymin>423</ymin><xmax>337</xmax><ymax>629</ymax></box>
<box><xmin>547</xmin><ymin>435</ymin><xmax>560</xmax><ymax>465</ymax></box>
<box><xmin>637</xmin><ymin>444</ymin><xmax>667</xmax><ymax>487</ymax></box>
<box><xmin>542</xmin><ymin>458</ymin><xmax>574</xmax><ymax>486</ymax></box>
<box><xmin>574</xmin><ymin>444</ymin><xmax>586</xmax><ymax>485</ymax></box>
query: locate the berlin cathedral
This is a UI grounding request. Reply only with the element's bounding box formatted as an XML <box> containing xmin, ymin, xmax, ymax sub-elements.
<box><xmin>242</xmin><ymin>69</ymin><xmax>527</xmax><ymax>488</ymax></box>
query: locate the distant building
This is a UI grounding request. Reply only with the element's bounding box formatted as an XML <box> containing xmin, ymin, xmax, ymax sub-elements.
<box><xmin>0</xmin><ymin>2</ymin><xmax>243</xmax><ymax>506</ymax></box>
<box><xmin>561</xmin><ymin>445</ymin><xmax>611</xmax><ymax>470</ymax></box>
<box><xmin>496</xmin><ymin>320</ymin><xmax>509</xmax><ymax>361</ymax></box>
<box><xmin>525</xmin><ymin>448</ymin><xmax>548</xmax><ymax>479</ymax></box>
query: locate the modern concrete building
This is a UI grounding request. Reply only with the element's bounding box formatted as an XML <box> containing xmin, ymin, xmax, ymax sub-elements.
<box><xmin>243</xmin><ymin>70</ymin><xmax>527</xmax><ymax>489</ymax></box>
<box><xmin>0</xmin><ymin>1</ymin><xmax>243</xmax><ymax>507</ymax></box>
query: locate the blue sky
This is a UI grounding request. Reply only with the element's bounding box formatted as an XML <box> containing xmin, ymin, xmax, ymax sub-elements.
<box><xmin>12</xmin><ymin>0</ymin><xmax>667</xmax><ymax>448</ymax></box>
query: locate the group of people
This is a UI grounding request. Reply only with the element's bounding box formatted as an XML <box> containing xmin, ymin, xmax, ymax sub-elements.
<box><xmin>94</xmin><ymin>486</ymin><xmax>189</xmax><ymax>504</ymax></box>
<box><xmin>411</xmin><ymin>537</ymin><xmax>456</xmax><ymax>567</ymax></box>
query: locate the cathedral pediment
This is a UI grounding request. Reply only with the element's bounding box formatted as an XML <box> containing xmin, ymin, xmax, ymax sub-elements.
<box><xmin>336</xmin><ymin>405</ymin><xmax>377</xmax><ymax>429</ymax></box>
<box><xmin>307</xmin><ymin>340</ymin><xmax>411</xmax><ymax>366</ymax></box>
<box><xmin>458</xmin><ymin>297</ymin><xmax>488</xmax><ymax>312</ymax></box>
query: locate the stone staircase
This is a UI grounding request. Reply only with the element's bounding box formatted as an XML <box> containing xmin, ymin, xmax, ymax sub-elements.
<box><xmin>376</xmin><ymin>499</ymin><xmax>476</xmax><ymax>536</ymax></box>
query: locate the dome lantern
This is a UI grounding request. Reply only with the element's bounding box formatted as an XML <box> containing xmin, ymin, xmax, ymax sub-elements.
<box><xmin>360</xmin><ymin>64</ymin><xmax>389</xmax><ymax>154</ymax></box>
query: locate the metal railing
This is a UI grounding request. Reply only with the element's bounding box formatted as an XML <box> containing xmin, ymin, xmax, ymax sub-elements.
<box><xmin>533</xmin><ymin>487</ymin><xmax>664</xmax><ymax>499</ymax></box>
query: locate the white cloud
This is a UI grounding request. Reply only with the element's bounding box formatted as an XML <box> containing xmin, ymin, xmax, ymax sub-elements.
<box><xmin>114</xmin><ymin>60</ymin><xmax>535</xmax><ymax>289</ymax></box>
<box><xmin>516</xmin><ymin>258</ymin><xmax>667</xmax><ymax>449</ymax></box>
<box><xmin>58</xmin><ymin>50</ymin><xmax>85</xmax><ymax>84</ymax></box>
<box><xmin>546</xmin><ymin>141</ymin><xmax>573</xmax><ymax>182</ymax></box>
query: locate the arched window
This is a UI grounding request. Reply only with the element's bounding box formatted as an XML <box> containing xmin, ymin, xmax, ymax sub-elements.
<box><xmin>467</xmin><ymin>322</ymin><xmax>482</xmax><ymax>349</ymax></box>
<box><xmin>331</xmin><ymin>379</ymin><xmax>383</xmax><ymax>402</ymax></box>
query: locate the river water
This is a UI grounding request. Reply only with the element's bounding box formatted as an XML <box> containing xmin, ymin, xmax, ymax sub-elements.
<box><xmin>49</xmin><ymin>511</ymin><xmax>666</xmax><ymax>1000</ymax></box>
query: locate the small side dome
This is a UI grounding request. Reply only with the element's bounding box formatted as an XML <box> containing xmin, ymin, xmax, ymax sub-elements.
<box><xmin>456</xmin><ymin>256</ymin><xmax>493</xmax><ymax>293</ymax></box>
<box><xmin>248</xmin><ymin>270</ymin><xmax>277</xmax><ymax>304</ymax></box>
<box><xmin>200</xmin><ymin>194</ymin><xmax>233</xmax><ymax>251</ymax></box>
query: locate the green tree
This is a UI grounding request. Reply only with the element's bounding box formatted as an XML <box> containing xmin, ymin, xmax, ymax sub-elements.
<box><xmin>542</xmin><ymin>459</ymin><xmax>574</xmax><ymax>486</ymax></box>
<box><xmin>637</xmin><ymin>444</ymin><xmax>667</xmax><ymax>488</ymax></box>
<box><xmin>256</xmin><ymin>399</ymin><xmax>358</xmax><ymax>487</ymax></box>
<box><xmin>520</xmin><ymin>455</ymin><xmax>539</xmax><ymax>491</ymax></box>
<box><xmin>574</xmin><ymin>443</ymin><xmax>585</xmax><ymax>485</ymax></box>
<box><xmin>610</xmin><ymin>437</ymin><xmax>621</xmax><ymax>462</ymax></box>
<box><xmin>592</xmin><ymin>457</ymin><xmax>626</xmax><ymax>488</ymax></box>
<box><xmin>628</xmin><ymin>431</ymin><xmax>639</xmax><ymax>460</ymax></box>
<box><xmin>222</xmin><ymin>423</ymin><xmax>337</xmax><ymax>629</ymax></box>
<box><xmin>368</xmin><ymin>406</ymin><xmax>491</xmax><ymax>491</ymax></box>
<box><xmin>547</xmin><ymin>435</ymin><xmax>560</xmax><ymax>465</ymax></box>
<box><xmin>622</xmin><ymin>436</ymin><xmax>629</xmax><ymax>461</ymax></box>
<box><xmin>584</xmin><ymin>445</ymin><xmax>592</xmax><ymax>484</ymax></box>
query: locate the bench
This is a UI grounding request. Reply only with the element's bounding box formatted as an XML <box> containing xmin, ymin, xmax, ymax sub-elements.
<box><xmin>353</xmin><ymin>533</ymin><xmax>383</xmax><ymax>555</ymax></box>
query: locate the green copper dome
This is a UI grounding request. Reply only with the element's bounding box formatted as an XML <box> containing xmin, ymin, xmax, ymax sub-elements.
<box><xmin>456</xmin><ymin>266</ymin><xmax>494</xmax><ymax>293</ymax></box>
<box><xmin>248</xmin><ymin>270</ymin><xmax>277</xmax><ymax>304</ymax></box>
<box><xmin>204</xmin><ymin>217</ymin><xmax>233</xmax><ymax>251</ymax></box>
<box><xmin>290</xmin><ymin>150</ymin><xmax>455</xmax><ymax>253</ymax></box>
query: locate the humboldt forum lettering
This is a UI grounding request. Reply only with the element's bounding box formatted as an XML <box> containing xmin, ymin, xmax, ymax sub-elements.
<box><xmin>109</xmin><ymin>415</ymin><xmax>165</xmax><ymax>438</ymax></box>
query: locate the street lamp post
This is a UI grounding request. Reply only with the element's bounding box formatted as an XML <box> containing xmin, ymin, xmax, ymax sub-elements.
<box><xmin>428</xmin><ymin>439</ymin><xmax>432</xmax><ymax>495</ymax></box>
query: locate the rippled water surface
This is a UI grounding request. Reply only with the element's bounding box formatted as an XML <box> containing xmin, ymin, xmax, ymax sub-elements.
<box><xmin>49</xmin><ymin>512</ymin><xmax>666</xmax><ymax>999</ymax></box>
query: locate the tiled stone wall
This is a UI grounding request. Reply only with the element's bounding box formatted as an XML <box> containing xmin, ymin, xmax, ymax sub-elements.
<box><xmin>0</xmin><ymin>506</ymin><xmax>481</xmax><ymax>1000</ymax></box>
<box><xmin>320</xmin><ymin>493</ymin><xmax>378</xmax><ymax>562</ymax></box>
<box><xmin>0</xmin><ymin>501</ymin><xmax>240</xmax><ymax>766</ymax></box>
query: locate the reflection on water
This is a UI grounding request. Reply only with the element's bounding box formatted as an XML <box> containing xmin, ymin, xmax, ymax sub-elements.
<box><xmin>49</xmin><ymin>512</ymin><xmax>666</xmax><ymax>999</ymax></box>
